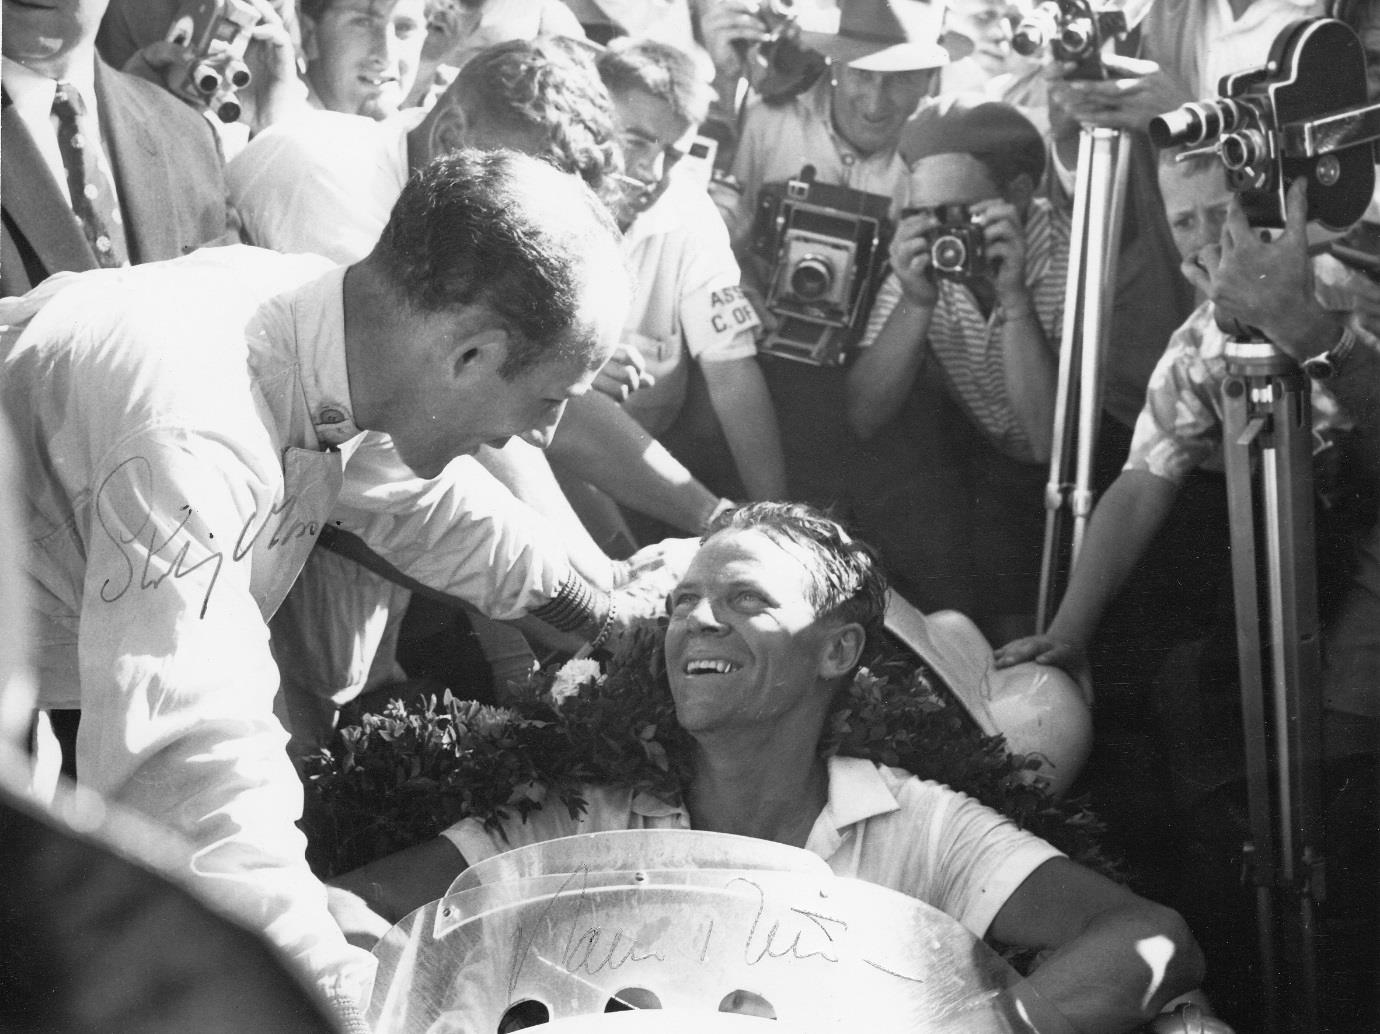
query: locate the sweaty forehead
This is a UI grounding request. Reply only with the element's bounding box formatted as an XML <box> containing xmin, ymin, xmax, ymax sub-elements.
<box><xmin>1158</xmin><ymin>162</ymin><xmax>1230</xmax><ymax>212</ymax></box>
<box><xmin>327</xmin><ymin>0</ymin><xmax>417</xmax><ymax>18</ymax></box>
<box><xmin>685</xmin><ymin>530</ymin><xmax>819</xmax><ymax>596</ymax></box>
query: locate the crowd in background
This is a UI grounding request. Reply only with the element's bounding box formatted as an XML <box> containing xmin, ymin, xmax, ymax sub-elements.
<box><xmin>3</xmin><ymin>0</ymin><xmax>1380</xmax><ymax>1030</ymax></box>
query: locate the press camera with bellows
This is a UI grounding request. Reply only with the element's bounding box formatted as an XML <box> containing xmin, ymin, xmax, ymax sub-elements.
<box><xmin>165</xmin><ymin>0</ymin><xmax>262</xmax><ymax>123</ymax></box>
<box><xmin>1149</xmin><ymin>17</ymin><xmax>1379</xmax><ymax>232</ymax></box>
<box><xmin>904</xmin><ymin>203</ymin><xmax>989</xmax><ymax>281</ymax></box>
<box><xmin>750</xmin><ymin>167</ymin><xmax>891</xmax><ymax>365</ymax></box>
<box><xmin>1011</xmin><ymin>0</ymin><xmax>1151</xmax><ymax>80</ymax></box>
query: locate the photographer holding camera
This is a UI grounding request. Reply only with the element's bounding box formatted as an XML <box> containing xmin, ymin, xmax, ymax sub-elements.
<box><xmin>846</xmin><ymin>99</ymin><xmax>1066</xmax><ymax>641</ymax></box>
<box><xmin>724</xmin><ymin>0</ymin><xmax>954</xmax><ymax>507</ymax></box>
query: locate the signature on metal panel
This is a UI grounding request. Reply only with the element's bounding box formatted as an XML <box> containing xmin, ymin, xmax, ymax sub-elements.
<box><xmin>503</xmin><ymin>867</ymin><xmax>928</xmax><ymax>996</ymax></box>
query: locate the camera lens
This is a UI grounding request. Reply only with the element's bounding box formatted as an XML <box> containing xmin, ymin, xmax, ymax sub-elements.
<box><xmin>1058</xmin><ymin>17</ymin><xmax>1094</xmax><ymax>56</ymax></box>
<box><xmin>789</xmin><ymin>255</ymin><xmax>834</xmax><ymax>301</ymax></box>
<box><xmin>191</xmin><ymin>62</ymin><xmax>222</xmax><ymax>95</ymax></box>
<box><xmin>1220</xmin><ymin>130</ymin><xmax>1265</xmax><ymax>171</ymax></box>
<box><xmin>226</xmin><ymin>59</ymin><xmax>252</xmax><ymax>89</ymax></box>
<box><xmin>931</xmin><ymin>235</ymin><xmax>968</xmax><ymax>274</ymax></box>
<box><xmin>1012</xmin><ymin>2</ymin><xmax>1056</xmax><ymax>56</ymax></box>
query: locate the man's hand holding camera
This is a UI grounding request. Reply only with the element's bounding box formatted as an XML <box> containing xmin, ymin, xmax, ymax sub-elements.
<box><xmin>890</xmin><ymin>208</ymin><xmax>942</xmax><ymax>309</ymax></box>
<box><xmin>1048</xmin><ymin>53</ymin><xmax>1193</xmax><ymax>134</ymax></box>
<box><xmin>1185</xmin><ymin>179</ymin><xmax>1340</xmax><ymax>361</ymax></box>
<box><xmin>700</xmin><ymin>0</ymin><xmax>771</xmax><ymax>81</ymax></box>
<box><xmin>981</xmin><ymin>199</ymin><xmax>1033</xmax><ymax>313</ymax></box>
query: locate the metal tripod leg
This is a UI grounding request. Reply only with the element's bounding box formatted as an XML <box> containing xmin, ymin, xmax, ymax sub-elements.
<box><xmin>1221</xmin><ymin>342</ymin><xmax>1327</xmax><ymax>1034</ymax></box>
<box><xmin>1037</xmin><ymin>126</ymin><xmax>1131</xmax><ymax>631</ymax></box>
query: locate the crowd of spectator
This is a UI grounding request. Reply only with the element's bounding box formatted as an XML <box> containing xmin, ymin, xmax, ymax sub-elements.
<box><xmin>3</xmin><ymin>0</ymin><xmax>1379</xmax><ymax>1030</ymax></box>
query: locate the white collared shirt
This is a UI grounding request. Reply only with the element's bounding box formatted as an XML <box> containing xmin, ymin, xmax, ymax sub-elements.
<box><xmin>2</xmin><ymin>53</ymin><xmax>122</xmax><ymax>215</ymax></box>
<box><xmin>445</xmin><ymin>754</ymin><xmax>1062</xmax><ymax>939</ymax></box>
<box><xmin>1199</xmin><ymin>0</ymin><xmax>1323</xmax><ymax>96</ymax></box>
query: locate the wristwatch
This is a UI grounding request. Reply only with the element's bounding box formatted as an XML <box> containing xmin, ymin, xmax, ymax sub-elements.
<box><xmin>1301</xmin><ymin>325</ymin><xmax>1360</xmax><ymax>381</ymax></box>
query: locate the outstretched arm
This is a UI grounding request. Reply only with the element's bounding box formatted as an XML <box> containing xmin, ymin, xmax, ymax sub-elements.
<box><xmin>330</xmin><ymin>837</ymin><xmax>467</xmax><ymax>924</ymax></box>
<box><xmin>995</xmin><ymin>469</ymin><xmax>1178</xmax><ymax>685</ymax></box>
<box><xmin>701</xmin><ymin>355</ymin><xmax>787</xmax><ymax>500</ymax></box>
<box><xmin>846</xmin><ymin>211</ymin><xmax>941</xmax><ymax>439</ymax></box>
<box><xmin>547</xmin><ymin>391</ymin><xmax>721</xmax><ymax>533</ymax></box>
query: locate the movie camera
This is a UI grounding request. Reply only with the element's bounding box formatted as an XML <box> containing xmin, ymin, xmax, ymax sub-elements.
<box><xmin>750</xmin><ymin>167</ymin><xmax>891</xmax><ymax>365</ymax></box>
<box><xmin>1011</xmin><ymin>0</ymin><xmax>1150</xmax><ymax>79</ymax></box>
<box><xmin>736</xmin><ymin>0</ymin><xmax>828</xmax><ymax>104</ymax></box>
<box><xmin>165</xmin><ymin>0</ymin><xmax>262</xmax><ymax>123</ymax></box>
<box><xmin>1151</xmin><ymin>19</ymin><xmax>1380</xmax><ymax>1031</ymax></box>
<box><xmin>1149</xmin><ymin>18</ymin><xmax>1378</xmax><ymax>232</ymax></box>
<box><xmin>904</xmin><ymin>204</ymin><xmax>988</xmax><ymax>281</ymax></box>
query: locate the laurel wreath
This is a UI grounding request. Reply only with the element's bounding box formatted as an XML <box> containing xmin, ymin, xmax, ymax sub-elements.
<box><xmin>300</xmin><ymin>623</ymin><xmax>1117</xmax><ymax>889</ymax></box>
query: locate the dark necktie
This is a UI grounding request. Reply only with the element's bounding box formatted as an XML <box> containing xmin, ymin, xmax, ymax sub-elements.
<box><xmin>51</xmin><ymin>81</ymin><xmax>128</xmax><ymax>268</ymax></box>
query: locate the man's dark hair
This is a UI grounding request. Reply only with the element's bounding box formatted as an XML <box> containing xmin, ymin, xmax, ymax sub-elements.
<box><xmin>446</xmin><ymin>36</ymin><xmax>622</xmax><ymax>212</ymax></box>
<box><xmin>596</xmin><ymin>37</ymin><xmax>711</xmax><ymax>126</ymax></box>
<box><xmin>900</xmin><ymin>98</ymin><xmax>1046</xmax><ymax>192</ymax></box>
<box><xmin>705</xmin><ymin>502</ymin><xmax>888</xmax><ymax>640</ymax></box>
<box><xmin>372</xmin><ymin>148</ymin><xmax>622</xmax><ymax>378</ymax></box>
<box><xmin>297</xmin><ymin>0</ymin><xmax>332</xmax><ymax>21</ymax></box>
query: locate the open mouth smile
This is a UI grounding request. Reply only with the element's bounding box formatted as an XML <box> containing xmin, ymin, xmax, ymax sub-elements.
<box><xmin>683</xmin><ymin>659</ymin><xmax>741</xmax><ymax>675</ymax></box>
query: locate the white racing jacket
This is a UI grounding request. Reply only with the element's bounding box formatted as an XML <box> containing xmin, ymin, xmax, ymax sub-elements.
<box><xmin>0</xmin><ymin>245</ymin><xmax>579</xmax><ymax>1004</ymax></box>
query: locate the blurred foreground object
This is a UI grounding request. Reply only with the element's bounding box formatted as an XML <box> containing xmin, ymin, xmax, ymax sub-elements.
<box><xmin>0</xmin><ymin>762</ymin><xmax>352</xmax><ymax>1034</ymax></box>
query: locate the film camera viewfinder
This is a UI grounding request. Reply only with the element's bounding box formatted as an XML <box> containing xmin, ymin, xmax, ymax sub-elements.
<box><xmin>166</xmin><ymin>0</ymin><xmax>262</xmax><ymax>123</ymax></box>
<box><xmin>750</xmin><ymin>166</ymin><xmax>892</xmax><ymax>365</ymax></box>
<box><xmin>1149</xmin><ymin>17</ymin><xmax>1377</xmax><ymax>232</ymax></box>
<box><xmin>905</xmin><ymin>203</ymin><xmax>988</xmax><ymax>281</ymax></box>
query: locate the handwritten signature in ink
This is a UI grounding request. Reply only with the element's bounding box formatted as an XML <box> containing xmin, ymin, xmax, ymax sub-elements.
<box><xmin>95</xmin><ymin>455</ymin><xmax>323</xmax><ymax>618</ymax></box>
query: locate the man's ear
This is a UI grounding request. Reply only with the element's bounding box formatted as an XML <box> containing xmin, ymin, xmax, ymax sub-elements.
<box><xmin>1003</xmin><ymin>172</ymin><xmax>1037</xmax><ymax>213</ymax></box>
<box><xmin>449</xmin><ymin>326</ymin><xmax>510</xmax><ymax>382</ymax></box>
<box><xmin>298</xmin><ymin>14</ymin><xmax>320</xmax><ymax>63</ymax></box>
<box><xmin>429</xmin><ymin>103</ymin><xmax>469</xmax><ymax>158</ymax></box>
<box><xmin>818</xmin><ymin>622</ymin><xmax>866</xmax><ymax>681</ymax></box>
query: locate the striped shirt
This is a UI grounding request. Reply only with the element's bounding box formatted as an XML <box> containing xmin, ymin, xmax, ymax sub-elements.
<box><xmin>861</xmin><ymin>198</ymin><xmax>1069</xmax><ymax>463</ymax></box>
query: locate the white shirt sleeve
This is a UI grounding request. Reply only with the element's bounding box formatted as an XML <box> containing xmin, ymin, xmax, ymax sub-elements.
<box><xmin>916</xmin><ymin>782</ymin><xmax>1064</xmax><ymax>938</ymax></box>
<box><xmin>331</xmin><ymin>432</ymin><xmax>576</xmax><ymax>620</ymax></box>
<box><xmin>227</xmin><ymin>114</ymin><xmax>401</xmax><ymax>263</ymax></box>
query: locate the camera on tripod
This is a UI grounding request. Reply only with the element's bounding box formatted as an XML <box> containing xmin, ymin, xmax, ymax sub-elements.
<box><xmin>165</xmin><ymin>0</ymin><xmax>262</xmax><ymax>123</ymax></box>
<box><xmin>749</xmin><ymin>167</ymin><xmax>891</xmax><ymax>366</ymax></box>
<box><xmin>1011</xmin><ymin>0</ymin><xmax>1150</xmax><ymax>79</ymax></box>
<box><xmin>905</xmin><ymin>204</ymin><xmax>988</xmax><ymax>281</ymax></box>
<box><xmin>1149</xmin><ymin>18</ymin><xmax>1377</xmax><ymax>232</ymax></box>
